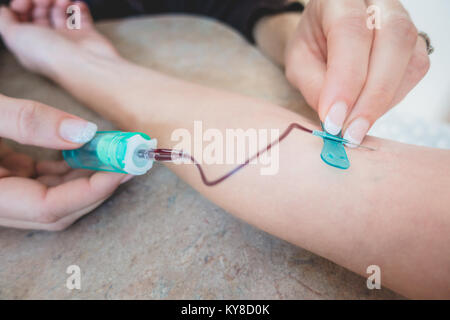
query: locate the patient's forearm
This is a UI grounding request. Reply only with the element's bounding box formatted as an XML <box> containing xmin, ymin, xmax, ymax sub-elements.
<box><xmin>53</xmin><ymin>54</ymin><xmax>450</xmax><ymax>298</ymax></box>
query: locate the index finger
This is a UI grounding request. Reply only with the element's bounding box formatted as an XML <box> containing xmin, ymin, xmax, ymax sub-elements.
<box><xmin>0</xmin><ymin>94</ymin><xmax>97</xmax><ymax>149</ymax></box>
<box><xmin>343</xmin><ymin>0</ymin><xmax>418</xmax><ymax>146</ymax></box>
<box><xmin>319</xmin><ymin>0</ymin><xmax>373</xmax><ymax>135</ymax></box>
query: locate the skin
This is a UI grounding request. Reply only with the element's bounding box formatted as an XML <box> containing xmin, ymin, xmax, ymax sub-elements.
<box><xmin>0</xmin><ymin>0</ymin><xmax>130</xmax><ymax>230</ymax></box>
<box><xmin>0</xmin><ymin>92</ymin><xmax>131</xmax><ymax>231</ymax></box>
<box><xmin>0</xmin><ymin>1</ymin><xmax>449</xmax><ymax>299</ymax></box>
<box><xmin>0</xmin><ymin>0</ymin><xmax>430</xmax><ymax>230</ymax></box>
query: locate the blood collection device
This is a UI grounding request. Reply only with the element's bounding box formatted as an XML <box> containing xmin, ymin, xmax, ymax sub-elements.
<box><xmin>63</xmin><ymin>126</ymin><xmax>375</xmax><ymax>183</ymax></box>
<box><xmin>63</xmin><ymin>131</ymin><xmax>157</xmax><ymax>175</ymax></box>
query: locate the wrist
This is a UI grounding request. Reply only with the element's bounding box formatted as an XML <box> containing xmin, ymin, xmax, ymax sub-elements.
<box><xmin>49</xmin><ymin>47</ymin><xmax>124</xmax><ymax>83</ymax></box>
<box><xmin>48</xmin><ymin>50</ymin><xmax>141</xmax><ymax>127</ymax></box>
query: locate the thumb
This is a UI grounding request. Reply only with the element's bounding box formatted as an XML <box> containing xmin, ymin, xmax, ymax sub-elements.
<box><xmin>0</xmin><ymin>94</ymin><xmax>97</xmax><ymax>149</ymax></box>
<box><xmin>285</xmin><ymin>36</ymin><xmax>326</xmax><ymax>112</ymax></box>
<box><xmin>0</xmin><ymin>6</ymin><xmax>18</xmax><ymax>34</ymax></box>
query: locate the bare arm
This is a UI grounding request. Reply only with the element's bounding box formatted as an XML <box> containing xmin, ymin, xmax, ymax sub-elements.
<box><xmin>51</xmin><ymin>53</ymin><xmax>450</xmax><ymax>299</ymax></box>
<box><xmin>1</xmin><ymin>0</ymin><xmax>447</xmax><ymax>298</ymax></box>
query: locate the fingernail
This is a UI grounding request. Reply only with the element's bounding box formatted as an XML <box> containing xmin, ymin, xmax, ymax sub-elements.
<box><xmin>120</xmin><ymin>175</ymin><xmax>134</xmax><ymax>184</ymax></box>
<box><xmin>343</xmin><ymin>118</ymin><xmax>370</xmax><ymax>148</ymax></box>
<box><xmin>59</xmin><ymin>119</ymin><xmax>97</xmax><ymax>143</ymax></box>
<box><xmin>324</xmin><ymin>101</ymin><xmax>348</xmax><ymax>135</ymax></box>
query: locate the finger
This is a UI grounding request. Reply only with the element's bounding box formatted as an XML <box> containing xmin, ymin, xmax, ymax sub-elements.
<box><xmin>10</xmin><ymin>0</ymin><xmax>32</xmax><ymax>22</ymax></box>
<box><xmin>10</xmin><ymin>0</ymin><xmax>32</xmax><ymax>14</ymax></box>
<box><xmin>0</xmin><ymin>197</ymin><xmax>107</xmax><ymax>231</ymax></box>
<box><xmin>74</xmin><ymin>1</ymin><xmax>94</xmax><ymax>29</ymax></box>
<box><xmin>56</xmin><ymin>0</ymin><xmax>70</xmax><ymax>5</ymax></box>
<box><xmin>37</xmin><ymin>169</ymin><xmax>92</xmax><ymax>186</ymax></box>
<box><xmin>0</xmin><ymin>140</ymin><xmax>13</xmax><ymax>156</ymax></box>
<box><xmin>32</xmin><ymin>0</ymin><xmax>54</xmax><ymax>10</ymax></box>
<box><xmin>390</xmin><ymin>36</ymin><xmax>430</xmax><ymax>106</ymax></box>
<box><xmin>318</xmin><ymin>0</ymin><xmax>373</xmax><ymax>135</ymax></box>
<box><xmin>43</xmin><ymin>172</ymin><xmax>128</xmax><ymax>219</ymax></box>
<box><xmin>0</xmin><ymin>166</ymin><xmax>12</xmax><ymax>178</ymax></box>
<box><xmin>0</xmin><ymin>95</ymin><xmax>97</xmax><ymax>149</ymax></box>
<box><xmin>56</xmin><ymin>1</ymin><xmax>94</xmax><ymax>30</ymax></box>
<box><xmin>50</xmin><ymin>197</ymin><xmax>108</xmax><ymax>231</ymax></box>
<box><xmin>36</xmin><ymin>175</ymin><xmax>62</xmax><ymax>187</ymax></box>
<box><xmin>10</xmin><ymin>0</ymin><xmax>32</xmax><ymax>12</ymax></box>
<box><xmin>0</xmin><ymin>172</ymin><xmax>128</xmax><ymax>222</ymax></box>
<box><xmin>32</xmin><ymin>0</ymin><xmax>53</xmax><ymax>7</ymax></box>
<box><xmin>36</xmin><ymin>160</ymin><xmax>71</xmax><ymax>175</ymax></box>
<box><xmin>37</xmin><ymin>162</ymin><xmax>92</xmax><ymax>182</ymax></box>
<box><xmin>285</xmin><ymin>6</ymin><xmax>326</xmax><ymax>110</ymax></box>
<box><xmin>60</xmin><ymin>169</ymin><xmax>92</xmax><ymax>182</ymax></box>
<box><xmin>50</xmin><ymin>0</ymin><xmax>69</xmax><ymax>29</ymax></box>
<box><xmin>0</xmin><ymin>6</ymin><xmax>19</xmax><ymax>33</ymax></box>
<box><xmin>343</xmin><ymin>0</ymin><xmax>418</xmax><ymax>146</ymax></box>
<box><xmin>32</xmin><ymin>3</ymin><xmax>50</xmax><ymax>26</ymax></box>
<box><xmin>37</xmin><ymin>162</ymin><xmax>92</xmax><ymax>184</ymax></box>
<box><xmin>0</xmin><ymin>152</ymin><xmax>35</xmax><ymax>177</ymax></box>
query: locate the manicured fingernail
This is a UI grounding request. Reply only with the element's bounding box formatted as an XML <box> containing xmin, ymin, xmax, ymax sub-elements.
<box><xmin>59</xmin><ymin>119</ymin><xmax>97</xmax><ymax>143</ymax></box>
<box><xmin>120</xmin><ymin>175</ymin><xmax>134</xmax><ymax>184</ymax></box>
<box><xmin>324</xmin><ymin>101</ymin><xmax>348</xmax><ymax>135</ymax></box>
<box><xmin>343</xmin><ymin>118</ymin><xmax>370</xmax><ymax>148</ymax></box>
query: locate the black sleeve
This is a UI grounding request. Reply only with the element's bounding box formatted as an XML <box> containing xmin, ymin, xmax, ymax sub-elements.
<box><xmin>80</xmin><ymin>0</ymin><xmax>305</xmax><ymax>43</ymax></box>
<box><xmin>0</xmin><ymin>0</ymin><xmax>304</xmax><ymax>44</ymax></box>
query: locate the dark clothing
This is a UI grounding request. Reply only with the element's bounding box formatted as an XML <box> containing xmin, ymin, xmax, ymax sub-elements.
<box><xmin>82</xmin><ymin>0</ymin><xmax>303</xmax><ymax>42</ymax></box>
<box><xmin>0</xmin><ymin>0</ymin><xmax>304</xmax><ymax>43</ymax></box>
